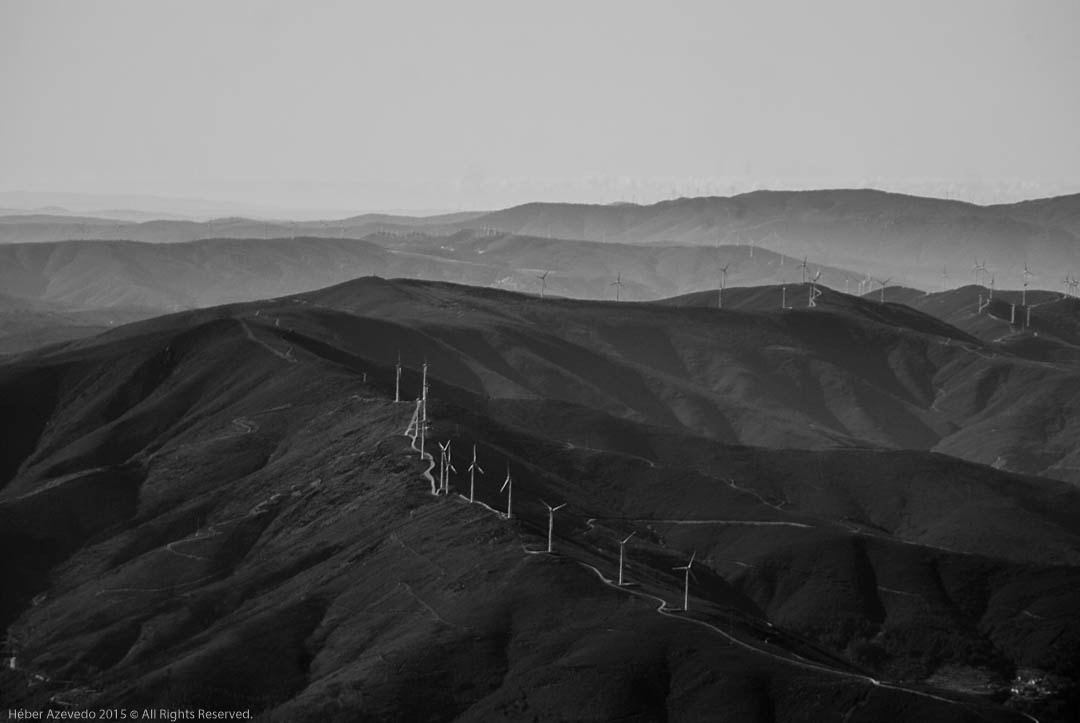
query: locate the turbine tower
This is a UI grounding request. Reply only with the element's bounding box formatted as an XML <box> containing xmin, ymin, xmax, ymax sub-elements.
<box><xmin>808</xmin><ymin>271</ymin><xmax>823</xmax><ymax>308</ymax></box>
<box><xmin>467</xmin><ymin>444</ymin><xmax>484</xmax><ymax>503</ymax></box>
<box><xmin>618</xmin><ymin>532</ymin><xmax>635</xmax><ymax>586</ymax></box>
<box><xmin>941</xmin><ymin>266</ymin><xmax>949</xmax><ymax>293</ymax></box>
<box><xmin>972</xmin><ymin>259</ymin><xmax>987</xmax><ymax>286</ymax></box>
<box><xmin>1022</xmin><ymin>263</ymin><xmax>1033</xmax><ymax>306</ymax></box>
<box><xmin>438</xmin><ymin>441</ymin><xmax>455</xmax><ymax>495</ymax></box>
<box><xmin>436</xmin><ymin>441</ymin><xmax>449</xmax><ymax>495</ymax></box>
<box><xmin>611</xmin><ymin>273</ymin><xmax>624</xmax><ymax>302</ymax></box>
<box><xmin>542</xmin><ymin>500</ymin><xmax>567</xmax><ymax>553</ymax></box>
<box><xmin>674</xmin><ymin>551</ymin><xmax>696</xmax><ymax>611</ymax></box>
<box><xmin>419</xmin><ymin>361</ymin><xmax>429</xmax><ymax>459</ymax></box>
<box><xmin>717</xmin><ymin>264</ymin><xmax>729</xmax><ymax>310</ymax></box>
<box><xmin>394</xmin><ymin>353</ymin><xmax>402</xmax><ymax>403</ymax></box>
<box><xmin>874</xmin><ymin>277</ymin><xmax>892</xmax><ymax>304</ymax></box>
<box><xmin>536</xmin><ymin>270</ymin><xmax>550</xmax><ymax>299</ymax></box>
<box><xmin>500</xmin><ymin>463</ymin><xmax>513</xmax><ymax>519</ymax></box>
<box><xmin>798</xmin><ymin>256</ymin><xmax>810</xmax><ymax>284</ymax></box>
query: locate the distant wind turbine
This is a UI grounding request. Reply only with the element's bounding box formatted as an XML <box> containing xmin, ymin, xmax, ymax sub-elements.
<box><xmin>500</xmin><ymin>463</ymin><xmax>513</xmax><ymax>519</ymax></box>
<box><xmin>808</xmin><ymin>271</ymin><xmax>823</xmax><ymax>308</ymax></box>
<box><xmin>542</xmin><ymin>500</ymin><xmax>567</xmax><ymax>553</ymax></box>
<box><xmin>798</xmin><ymin>256</ymin><xmax>810</xmax><ymax>283</ymax></box>
<box><xmin>1022</xmin><ymin>263</ymin><xmax>1033</xmax><ymax>306</ymax></box>
<box><xmin>972</xmin><ymin>259</ymin><xmax>987</xmax><ymax>286</ymax></box>
<box><xmin>717</xmin><ymin>264</ymin><xmax>729</xmax><ymax>310</ymax></box>
<box><xmin>618</xmin><ymin>532</ymin><xmax>635</xmax><ymax>586</ymax></box>
<box><xmin>467</xmin><ymin>444</ymin><xmax>484</xmax><ymax>503</ymax></box>
<box><xmin>874</xmin><ymin>277</ymin><xmax>892</xmax><ymax>303</ymax></box>
<box><xmin>536</xmin><ymin>270</ymin><xmax>550</xmax><ymax>299</ymax></box>
<box><xmin>611</xmin><ymin>273</ymin><xmax>624</xmax><ymax>302</ymax></box>
<box><xmin>674</xmin><ymin>551</ymin><xmax>696</xmax><ymax>611</ymax></box>
<box><xmin>941</xmin><ymin>266</ymin><xmax>950</xmax><ymax>293</ymax></box>
<box><xmin>394</xmin><ymin>353</ymin><xmax>402</xmax><ymax>403</ymax></box>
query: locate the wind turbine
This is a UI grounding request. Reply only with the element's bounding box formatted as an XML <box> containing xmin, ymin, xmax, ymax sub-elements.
<box><xmin>972</xmin><ymin>259</ymin><xmax>986</xmax><ymax>286</ymax></box>
<box><xmin>419</xmin><ymin>361</ymin><xmax>429</xmax><ymax>459</ymax></box>
<box><xmin>394</xmin><ymin>353</ymin><xmax>402</xmax><ymax>403</ymax></box>
<box><xmin>798</xmin><ymin>256</ymin><xmax>809</xmax><ymax>283</ymax></box>
<box><xmin>941</xmin><ymin>266</ymin><xmax>950</xmax><ymax>293</ymax></box>
<box><xmin>611</xmin><ymin>273</ymin><xmax>624</xmax><ymax>302</ymax></box>
<box><xmin>808</xmin><ymin>270</ymin><xmax>823</xmax><ymax>308</ymax></box>
<box><xmin>781</xmin><ymin>284</ymin><xmax>787</xmax><ymax>310</ymax></box>
<box><xmin>436</xmin><ymin>441</ymin><xmax>449</xmax><ymax>495</ymax></box>
<box><xmin>1022</xmin><ymin>263</ymin><xmax>1033</xmax><ymax>306</ymax></box>
<box><xmin>717</xmin><ymin>264</ymin><xmax>729</xmax><ymax>310</ymax></box>
<box><xmin>500</xmin><ymin>464</ymin><xmax>514</xmax><ymax>519</ymax></box>
<box><xmin>674</xmin><ymin>551</ymin><xmax>696</xmax><ymax>611</ymax></box>
<box><xmin>875</xmin><ymin>277</ymin><xmax>892</xmax><ymax>303</ymax></box>
<box><xmin>536</xmin><ymin>270</ymin><xmax>550</xmax><ymax>299</ymax></box>
<box><xmin>542</xmin><ymin>500</ymin><xmax>567</xmax><ymax>553</ymax></box>
<box><xmin>617</xmin><ymin>532</ymin><xmax>635</xmax><ymax>586</ymax></box>
<box><xmin>442</xmin><ymin>441</ymin><xmax>456</xmax><ymax>494</ymax></box>
<box><xmin>418</xmin><ymin>397</ymin><xmax>427</xmax><ymax>460</ymax></box>
<box><xmin>467</xmin><ymin>444</ymin><xmax>484</xmax><ymax>503</ymax></box>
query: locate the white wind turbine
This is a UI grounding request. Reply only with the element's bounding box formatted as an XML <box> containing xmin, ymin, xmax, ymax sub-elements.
<box><xmin>874</xmin><ymin>277</ymin><xmax>892</xmax><ymax>303</ymax></box>
<box><xmin>394</xmin><ymin>353</ymin><xmax>402</xmax><ymax>403</ymax></box>
<box><xmin>617</xmin><ymin>532</ymin><xmax>635</xmax><ymax>586</ymax></box>
<box><xmin>674</xmin><ymin>551</ymin><xmax>696</xmax><ymax>611</ymax></box>
<box><xmin>536</xmin><ymin>270</ymin><xmax>550</xmax><ymax>299</ymax></box>
<box><xmin>438</xmin><ymin>441</ymin><xmax>455</xmax><ymax>495</ymax></box>
<box><xmin>467</xmin><ymin>444</ymin><xmax>484</xmax><ymax>503</ymax></box>
<box><xmin>418</xmin><ymin>361</ymin><xmax>429</xmax><ymax>460</ymax></box>
<box><xmin>1022</xmin><ymin>263</ymin><xmax>1033</xmax><ymax>306</ymax></box>
<box><xmin>798</xmin><ymin>256</ymin><xmax>810</xmax><ymax>283</ymax></box>
<box><xmin>808</xmin><ymin>270</ymin><xmax>823</xmax><ymax>308</ymax></box>
<box><xmin>500</xmin><ymin>463</ymin><xmax>514</xmax><ymax>519</ymax></box>
<box><xmin>434</xmin><ymin>441</ymin><xmax>448</xmax><ymax>495</ymax></box>
<box><xmin>972</xmin><ymin>259</ymin><xmax>986</xmax><ymax>286</ymax></box>
<box><xmin>717</xmin><ymin>264</ymin><xmax>729</xmax><ymax>310</ymax></box>
<box><xmin>542</xmin><ymin>500</ymin><xmax>567</xmax><ymax>553</ymax></box>
<box><xmin>941</xmin><ymin>266</ymin><xmax>950</xmax><ymax>293</ymax></box>
<box><xmin>611</xmin><ymin>273</ymin><xmax>624</xmax><ymax>302</ymax></box>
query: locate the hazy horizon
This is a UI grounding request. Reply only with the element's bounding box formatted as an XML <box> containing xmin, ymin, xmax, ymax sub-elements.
<box><xmin>3</xmin><ymin>1</ymin><xmax>1078</xmax><ymax>212</ymax></box>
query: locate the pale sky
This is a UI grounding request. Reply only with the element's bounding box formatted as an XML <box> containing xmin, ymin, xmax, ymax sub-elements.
<box><xmin>1</xmin><ymin>0</ymin><xmax>1078</xmax><ymax>213</ymax></box>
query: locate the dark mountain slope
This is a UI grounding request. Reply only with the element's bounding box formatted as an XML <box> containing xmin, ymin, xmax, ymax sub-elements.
<box><xmin>2</xmin><ymin>284</ymin><xmax>1078</xmax><ymax>719</ymax></box>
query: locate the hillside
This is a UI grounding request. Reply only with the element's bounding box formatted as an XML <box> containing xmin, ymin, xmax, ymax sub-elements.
<box><xmin>2</xmin><ymin>278</ymin><xmax>1078</xmax><ymax>720</ymax></box>
<box><xmin>0</xmin><ymin>234</ymin><xmax>860</xmax><ymax>316</ymax></box>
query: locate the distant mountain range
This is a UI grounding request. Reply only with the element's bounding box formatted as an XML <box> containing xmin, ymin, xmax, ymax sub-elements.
<box><xmin>2</xmin><ymin>189</ymin><xmax>1078</xmax><ymax>291</ymax></box>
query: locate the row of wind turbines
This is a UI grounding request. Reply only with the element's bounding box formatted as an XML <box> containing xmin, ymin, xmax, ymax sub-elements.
<box><xmin>396</xmin><ymin>355</ymin><xmax>701</xmax><ymax>610</ymax></box>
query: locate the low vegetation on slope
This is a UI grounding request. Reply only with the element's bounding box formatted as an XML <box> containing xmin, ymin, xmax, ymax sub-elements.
<box><xmin>2</xmin><ymin>278</ymin><xmax>1078</xmax><ymax>720</ymax></box>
